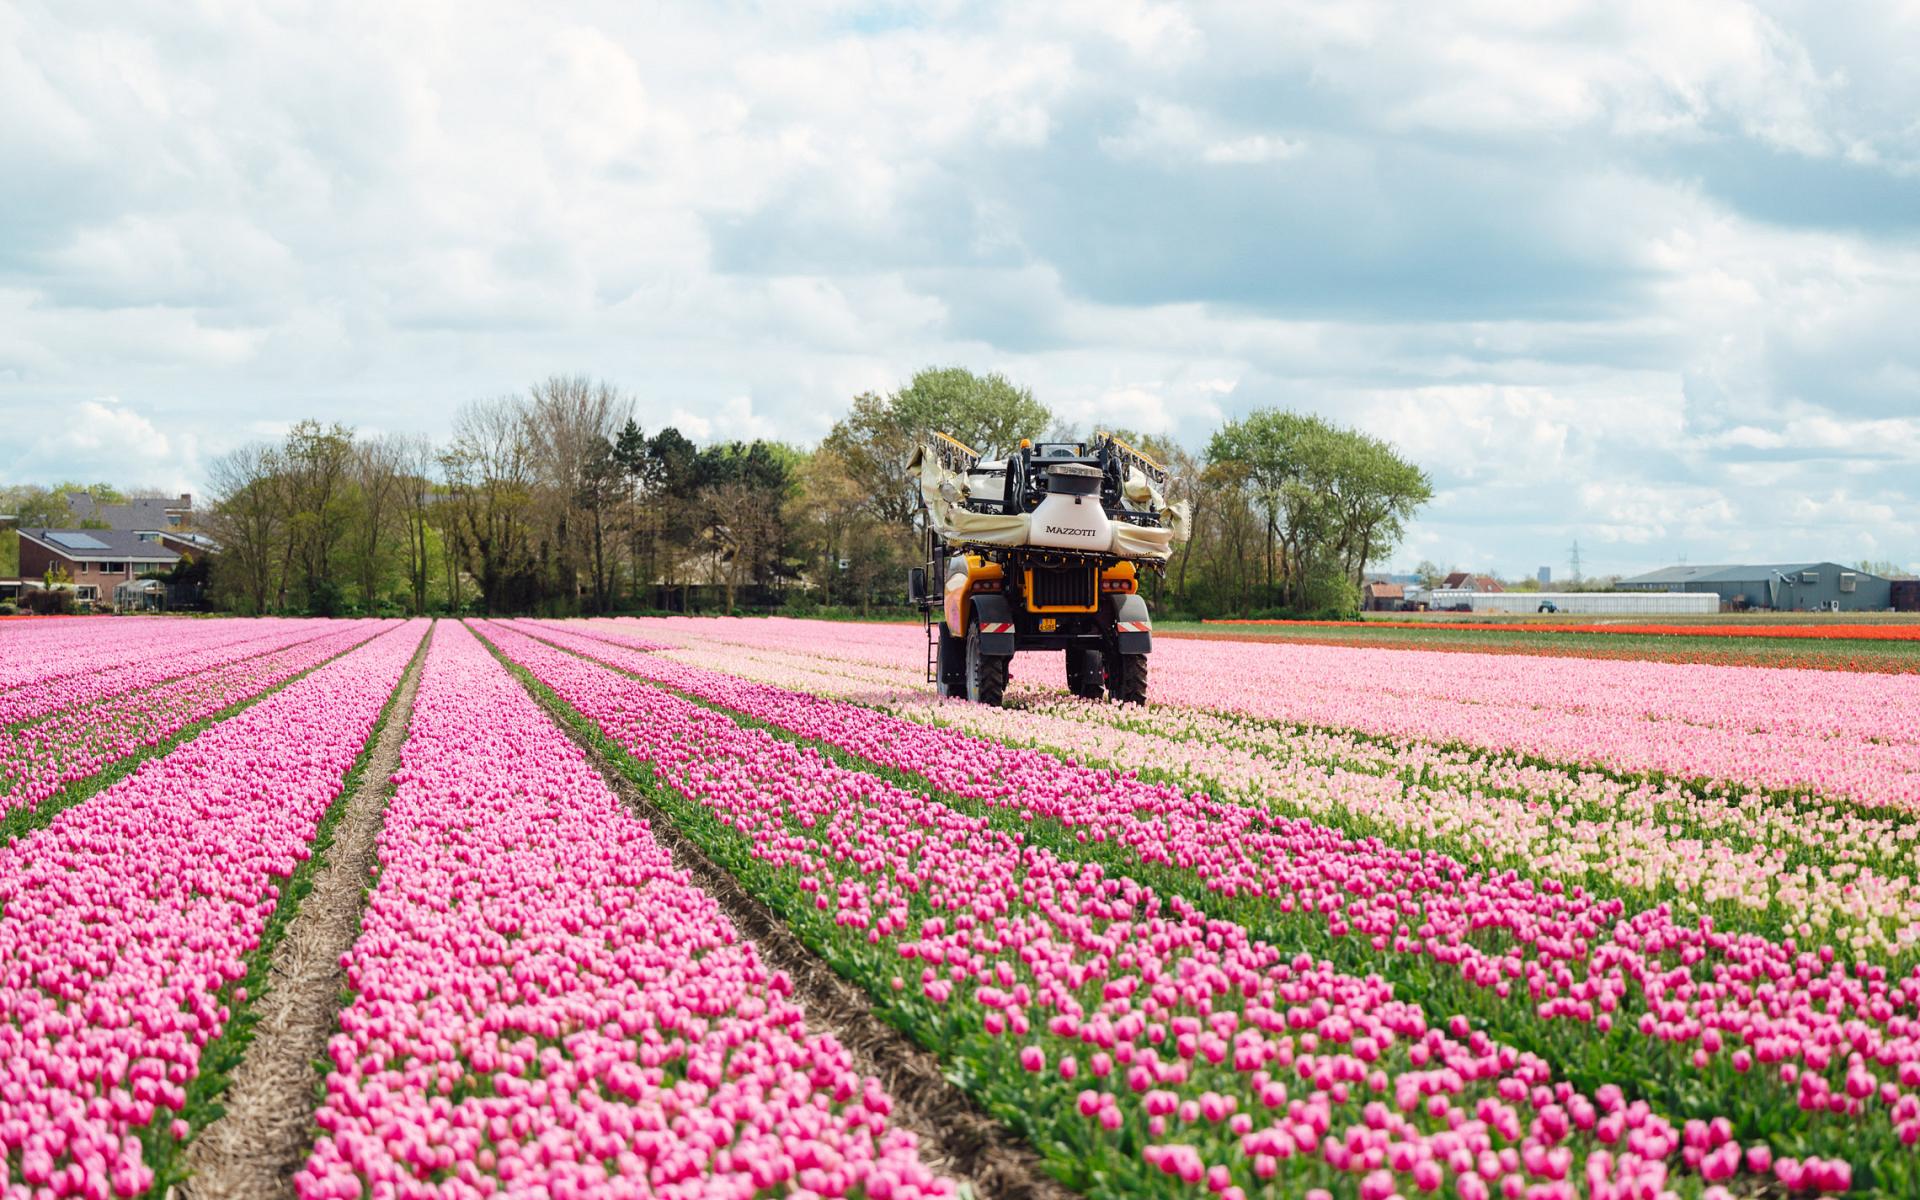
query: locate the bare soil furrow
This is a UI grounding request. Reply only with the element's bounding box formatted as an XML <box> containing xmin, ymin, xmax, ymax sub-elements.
<box><xmin>176</xmin><ymin>638</ymin><xmax>428</xmax><ymax>1200</ymax></box>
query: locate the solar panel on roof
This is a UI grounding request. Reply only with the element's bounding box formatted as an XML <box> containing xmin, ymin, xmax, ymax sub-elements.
<box><xmin>46</xmin><ymin>532</ymin><xmax>109</xmax><ymax>550</ymax></box>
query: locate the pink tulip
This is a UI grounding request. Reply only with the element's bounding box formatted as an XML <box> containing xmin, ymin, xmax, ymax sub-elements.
<box><xmin>476</xmin><ymin>617</ymin><xmax>1830</xmax><ymax>1197</ymax></box>
<box><xmin>0</xmin><ymin>618</ymin><xmax>423</xmax><ymax>1194</ymax></box>
<box><xmin>296</xmin><ymin>621</ymin><xmax>950</xmax><ymax>1199</ymax></box>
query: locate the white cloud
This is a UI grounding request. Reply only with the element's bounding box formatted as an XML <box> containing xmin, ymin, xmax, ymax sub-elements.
<box><xmin>1199</xmin><ymin>135</ymin><xmax>1302</xmax><ymax>165</ymax></box>
<box><xmin>1205</xmin><ymin>0</ymin><xmax>1842</xmax><ymax>153</ymax></box>
<box><xmin>1101</xmin><ymin>99</ymin><xmax>1302</xmax><ymax>165</ymax></box>
<box><xmin>1054</xmin><ymin>386</ymin><xmax>1176</xmax><ymax>436</ymax></box>
<box><xmin>666</xmin><ymin>395</ymin><xmax>776</xmax><ymax>444</ymax></box>
<box><xmin>1348</xmin><ymin>381</ymin><xmax>1686</xmax><ymax>483</ymax></box>
<box><xmin>7</xmin><ymin>396</ymin><xmax>199</xmax><ymax>492</ymax></box>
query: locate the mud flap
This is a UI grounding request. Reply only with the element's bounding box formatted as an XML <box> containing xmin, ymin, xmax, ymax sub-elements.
<box><xmin>1104</xmin><ymin>593</ymin><xmax>1152</xmax><ymax>655</ymax></box>
<box><xmin>935</xmin><ymin>623</ymin><xmax>967</xmax><ymax>693</ymax></box>
<box><xmin>968</xmin><ymin>593</ymin><xmax>1018</xmax><ymax>656</ymax></box>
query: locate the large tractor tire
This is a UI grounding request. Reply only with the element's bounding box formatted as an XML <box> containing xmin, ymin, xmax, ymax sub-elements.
<box><xmin>1066</xmin><ymin>647</ymin><xmax>1106</xmax><ymax>700</ymax></box>
<box><xmin>1107</xmin><ymin>652</ymin><xmax>1148</xmax><ymax>705</ymax></box>
<box><xmin>966</xmin><ymin>618</ymin><xmax>1010</xmax><ymax>706</ymax></box>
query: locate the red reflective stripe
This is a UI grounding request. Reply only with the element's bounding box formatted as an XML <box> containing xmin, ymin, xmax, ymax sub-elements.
<box><xmin>980</xmin><ymin>623</ymin><xmax>1014</xmax><ymax>634</ymax></box>
<box><xmin>1116</xmin><ymin>621</ymin><xmax>1151</xmax><ymax>633</ymax></box>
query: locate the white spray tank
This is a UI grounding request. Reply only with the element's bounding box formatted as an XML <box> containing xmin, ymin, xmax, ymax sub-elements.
<box><xmin>1027</xmin><ymin>463</ymin><xmax>1113</xmax><ymax>551</ymax></box>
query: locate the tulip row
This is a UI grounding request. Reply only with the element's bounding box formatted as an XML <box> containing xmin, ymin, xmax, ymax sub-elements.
<box><xmin>617</xmin><ymin>616</ymin><xmax>1920</xmax><ymax>808</ymax></box>
<box><xmin>0</xmin><ymin>616</ymin><xmax>178</xmax><ymax>690</ymax></box>
<box><xmin>0</xmin><ymin>618</ymin><xmax>392</xmax><ymax>828</ymax></box>
<box><xmin>514</xmin><ymin>618</ymin><xmax>1920</xmax><ymax>1188</ymax></box>
<box><xmin>0</xmin><ymin>618</ymin><xmax>425</xmax><ymax>1197</ymax></box>
<box><xmin>0</xmin><ymin>618</ymin><xmax>340</xmax><ymax>728</ymax></box>
<box><xmin>477</xmin><ymin>618</ymin><xmax>1819</xmax><ymax>1200</ymax></box>
<box><xmin>298</xmin><ymin>619</ymin><xmax>951</xmax><ymax>1200</ymax></box>
<box><xmin>614</xmin><ymin>621</ymin><xmax>1920</xmax><ymax>960</ymax></box>
<box><xmin>1212</xmin><ymin>619</ymin><xmax>1920</xmax><ymax>642</ymax></box>
<box><xmin>1184</xmin><ymin>630</ymin><xmax>1920</xmax><ymax>674</ymax></box>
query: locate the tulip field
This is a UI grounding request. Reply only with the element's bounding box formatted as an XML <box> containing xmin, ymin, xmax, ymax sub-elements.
<box><xmin>2</xmin><ymin>615</ymin><xmax>1918</xmax><ymax>1198</ymax></box>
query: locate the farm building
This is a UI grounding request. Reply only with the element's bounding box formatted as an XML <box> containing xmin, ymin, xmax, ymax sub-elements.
<box><xmin>1618</xmin><ymin>563</ymin><xmax>1894</xmax><ymax>612</ymax></box>
<box><xmin>1362</xmin><ymin>582</ymin><xmax>1404</xmax><ymax>611</ymax></box>
<box><xmin>1409</xmin><ymin>588</ymin><xmax>1715</xmax><ymax>615</ymax></box>
<box><xmin>1468</xmin><ymin>591</ymin><xmax>1718</xmax><ymax>616</ymax></box>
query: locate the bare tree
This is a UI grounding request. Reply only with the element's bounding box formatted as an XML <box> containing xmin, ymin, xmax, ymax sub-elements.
<box><xmin>348</xmin><ymin>434</ymin><xmax>407</xmax><ymax>611</ymax></box>
<box><xmin>525</xmin><ymin>375</ymin><xmax>630</xmax><ymax>612</ymax></box>
<box><xmin>204</xmin><ymin>443</ymin><xmax>286</xmax><ymax>614</ymax></box>
<box><xmin>704</xmin><ymin>480</ymin><xmax>779</xmax><ymax>612</ymax></box>
<box><xmin>397</xmin><ymin>435</ymin><xmax>438</xmax><ymax>615</ymax></box>
<box><xmin>441</xmin><ymin>397</ymin><xmax>536</xmax><ymax>614</ymax></box>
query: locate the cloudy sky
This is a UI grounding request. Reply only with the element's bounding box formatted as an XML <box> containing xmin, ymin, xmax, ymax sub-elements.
<box><xmin>3</xmin><ymin>1</ymin><xmax>1917</xmax><ymax>577</ymax></box>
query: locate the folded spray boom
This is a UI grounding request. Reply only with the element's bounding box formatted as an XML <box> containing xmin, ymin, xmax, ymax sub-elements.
<box><xmin>905</xmin><ymin>430</ymin><xmax>1184</xmax><ymax>707</ymax></box>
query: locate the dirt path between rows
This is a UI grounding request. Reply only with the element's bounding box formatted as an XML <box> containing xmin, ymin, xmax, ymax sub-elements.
<box><xmin>176</xmin><ymin>640</ymin><xmax>426</xmax><ymax>1200</ymax></box>
<box><xmin>521</xmin><ymin>678</ymin><xmax>1076</xmax><ymax>1200</ymax></box>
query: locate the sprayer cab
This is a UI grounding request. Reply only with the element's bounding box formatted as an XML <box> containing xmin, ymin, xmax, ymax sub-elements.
<box><xmin>906</xmin><ymin>432</ymin><xmax>1185</xmax><ymax>707</ymax></box>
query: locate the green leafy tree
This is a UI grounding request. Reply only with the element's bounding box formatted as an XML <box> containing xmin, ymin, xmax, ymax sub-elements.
<box><xmin>348</xmin><ymin>434</ymin><xmax>407</xmax><ymax>613</ymax></box>
<box><xmin>1207</xmin><ymin>410</ymin><xmax>1334</xmax><ymax>604</ymax></box>
<box><xmin>279</xmin><ymin>420</ymin><xmax>357</xmax><ymax>612</ymax></box>
<box><xmin>610</xmin><ymin>418</ymin><xmax>654</xmax><ymax>605</ymax></box>
<box><xmin>1207</xmin><ymin>409</ymin><xmax>1431</xmax><ymax>612</ymax></box>
<box><xmin>887</xmin><ymin>367</ymin><xmax>1050</xmax><ymax>458</ymax></box>
<box><xmin>0</xmin><ymin>485</ymin><xmax>75</xmax><ymax>528</ymax></box>
<box><xmin>823</xmin><ymin>368</ymin><xmax>1050</xmax><ymax>528</ymax></box>
<box><xmin>1857</xmin><ymin>559</ymin><xmax>1913</xmax><ymax>579</ymax></box>
<box><xmin>49</xmin><ymin>481</ymin><xmax>124</xmax><ymax>505</ymax></box>
<box><xmin>643</xmin><ymin>427</ymin><xmax>701</xmax><ymax>610</ymax></box>
<box><xmin>205</xmin><ymin>442</ymin><xmax>288</xmax><ymax>614</ymax></box>
<box><xmin>1325</xmin><ymin>429</ymin><xmax>1433</xmax><ymax>591</ymax></box>
<box><xmin>577</xmin><ymin>434</ymin><xmax>624</xmax><ymax>613</ymax></box>
<box><xmin>397</xmin><ymin>436</ymin><xmax>438</xmax><ymax>615</ymax></box>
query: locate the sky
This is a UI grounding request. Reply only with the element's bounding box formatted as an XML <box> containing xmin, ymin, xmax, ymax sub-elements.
<box><xmin>3</xmin><ymin>0</ymin><xmax>1918</xmax><ymax>579</ymax></box>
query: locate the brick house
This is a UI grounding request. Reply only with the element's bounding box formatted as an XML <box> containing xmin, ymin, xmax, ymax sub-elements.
<box><xmin>1441</xmin><ymin>571</ymin><xmax>1504</xmax><ymax>593</ymax></box>
<box><xmin>16</xmin><ymin>529</ymin><xmax>196</xmax><ymax>608</ymax></box>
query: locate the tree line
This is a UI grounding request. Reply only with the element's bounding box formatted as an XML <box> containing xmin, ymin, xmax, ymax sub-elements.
<box><xmin>66</xmin><ymin>369</ymin><xmax>1435</xmax><ymax>617</ymax></box>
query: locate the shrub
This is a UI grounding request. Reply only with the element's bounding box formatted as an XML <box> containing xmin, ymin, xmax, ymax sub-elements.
<box><xmin>23</xmin><ymin>589</ymin><xmax>76</xmax><ymax>615</ymax></box>
<box><xmin>306</xmin><ymin>579</ymin><xmax>346</xmax><ymax>617</ymax></box>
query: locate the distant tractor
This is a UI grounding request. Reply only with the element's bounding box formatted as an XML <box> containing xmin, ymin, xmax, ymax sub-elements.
<box><xmin>907</xmin><ymin>432</ymin><xmax>1186</xmax><ymax>706</ymax></box>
